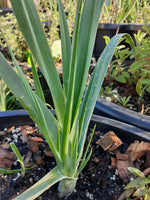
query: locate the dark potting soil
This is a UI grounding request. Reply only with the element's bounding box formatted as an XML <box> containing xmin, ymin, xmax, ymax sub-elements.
<box><xmin>101</xmin><ymin>78</ymin><xmax>150</xmax><ymax>116</ymax></box>
<box><xmin>0</xmin><ymin>125</ymin><xmax>125</xmax><ymax>200</ymax></box>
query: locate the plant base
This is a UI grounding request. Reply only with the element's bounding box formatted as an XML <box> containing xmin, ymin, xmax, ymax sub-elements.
<box><xmin>58</xmin><ymin>178</ymin><xmax>77</xmax><ymax>198</ymax></box>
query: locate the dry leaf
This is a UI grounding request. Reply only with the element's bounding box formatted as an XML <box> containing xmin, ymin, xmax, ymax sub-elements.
<box><xmin>126</xmin><ymin>141</ymin><xmax>150</xmax><ymax>162</ymax></box>
<box><xmin>28</xmin><ymin>139</ymin><xmax>39</xmax><ymax>153</ymax></box>
<box><xmin>1</xmin><ymin>143</ymin><xmax>10</xmax><ymax>149</ymax></box>
<box><xmin>36</xmin><ymin>155</ymin><xmax>43</xmax><ymax>165</ymax></box>
<box><xmin>7</xmin><ymin>126</ymin><xmax>15</xmax><ymax>133</ymax></box>
<box><xmin>0</xmin><ymin>147</ymin><xmax>17</xmax><ymax>169</ymax></box>
<box><xmin>24</xmin><ymin>151</ymin><xmax>33</xmax><ymax>166</ymax></box>
<box><xmin>21</xmin><ymin>130</ymin><xmax>28</xmax><ymax>143</ymax></box>
<box><xmin>96</xmin><ymin>131</ymin><xmax>122</xmax><ymax>151</ymax></box>
<box><xmin>115</xmin><ymin>151</ymin><xmax>134</xmax><ymax>183</ymax></box>
<box><xmin>21</xmin><ymin>125</ymin><xmax>33</xmax><ymax>135</ymax></box>
<box><xmin>94</xmin><ymin>157</ymin><xmax>100</xmax><ymax>163</ymax></box>
<box><xmin>145</xmin><ymin>150</ymin><xmax>150</xmax><ymax>168</ymax></box>
<box><xmin>110</xmin><ymin>156</ymin><xmax>117</xmax><ymax>168</ymax></box>
<box><xmin>45</xmin><ymin>151</ymin><xmax>54</xmax><ymax>157</ymax></box>
<box><xmin>29</xmin><ymin>136</ymin><xmax>43</xmax><ymax>142</ymax></box>
<box><xmin>143</xmin><ymin>167</ymin><xmax>150</xmax><ymax>177</ymax></box>
<box><xmin>0</xmin><ymin>131</ymin><xmax>5</xmax><ymax>136</ymax></box>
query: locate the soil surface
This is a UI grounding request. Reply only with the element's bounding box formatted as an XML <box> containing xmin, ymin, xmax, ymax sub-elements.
<box><xmin>0</xmin><ymin>124</ymin><xmax>126</xmax><ymax>200</ymax></box>
<box><xmin>101</xmin><ymin>78</ymin><xmax>150</xmax><ymax>116</ymax></box>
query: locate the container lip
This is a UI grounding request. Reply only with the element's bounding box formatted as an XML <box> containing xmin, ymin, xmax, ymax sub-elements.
<box><xmin>0</xmin><ymin>110</ymin><xmax>29</xmax><ymax>117</ymax></box>
<box><xmin>0</xmin><ymin>8</ymin><xmax>13</xmax><ymax>12</ymax></box>
<box><xmin>0</xmin><ymin>109</ymin><xmax>55</xmax><ymax>117</ymax></box>
<box><xmin>0</xmin><ymin>109</ymin><xmax>55</xmax><ymax>127</ymax></box>
<box><xmin>97</xmin><ymin>23</ymin><xmax>148</xmax><ymax>31</ymax></box>
<box><xmin>0</xmin><ymin>109</ymin><xmax>149</xmax><ymax>142</ymax></box>
<box><xmin>91</xmin><ymin>114</ymin><xmax>150</xmax><ymax>142</ymax></box>
<box><xmin>94</xmin><ymin>97</ymin><xmax>150</xmax><ymax>132</ymax></box>
<box><xmin>0</xmin><ymin>8</ymin><xmax>13</xmax><ymax>16</ymax></box>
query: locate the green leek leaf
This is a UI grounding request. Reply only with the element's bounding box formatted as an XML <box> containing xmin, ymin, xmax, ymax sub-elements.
<box><xmin>13</xmin><ymin>166</ymin><xmax>67</xmax><ymax>200</ymax></box>
<box><xmin>10</xmin><ymin>0</ymin><xmax>65</xmax><ymax>125</ymax></box>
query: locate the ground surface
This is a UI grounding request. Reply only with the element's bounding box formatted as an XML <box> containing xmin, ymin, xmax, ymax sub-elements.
<box><xmin>101</xmin><ymin>78</ymin><xmax>150</xmax><ymax>116</ymax></box>
<box><xmin>0</xmin><ymin>125</ymin><xmax>128</xmax><ymax>200</ymax></box>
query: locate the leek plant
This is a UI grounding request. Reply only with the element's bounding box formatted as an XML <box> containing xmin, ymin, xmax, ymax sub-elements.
<box><xmin>0</xmin><ymin>142</ymin><xmax>35</xmax><ymax>176</ymax></box>
<box><xmin>0</xmin><ymin>0</ymin><xmax>134</xmax><ymax>199</ymax></box>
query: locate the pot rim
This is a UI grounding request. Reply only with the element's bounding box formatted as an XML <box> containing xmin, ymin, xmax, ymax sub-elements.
<box><xmin>94</xmin><ymin>97</ymin><xmax>150</xmax><ymax>132</ymax></box>
<box><xmin>97</xmin><ymin>23</ymin><xmax>148</xmax><ymax>31</ymax></box>
<box><xmin>0</xmin><ymin>109</ymin><xmax>149</xmax><ymax>142</ymax></box>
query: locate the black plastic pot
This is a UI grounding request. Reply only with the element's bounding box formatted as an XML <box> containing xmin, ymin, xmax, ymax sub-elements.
<box><xmin>0</xmin><ymin>8</ymin><xmax>13</xmax><ymax>15</ymax></box>
<box><xmin>93</xmin><ymin>23</ymin><xmax>145</xmax><ymax>60</ymax></box>
<box><xmin>94</xmin><ymin>97</ymin><xmax>150</xmax><ymax>132</ymax></box>
<box><xmin>0</xmin><ymin>110</ymin><xmax>149</xmax><ymax>143</ymax></box>
<box><xmin>90</xmin><ymin>115</ymin><xmax>150</xmax><ymax>143</ymax></box>
<box><xmin>0</xmin><ymin>109</ymin><xmax>55</xmax><ymax>128</ymax></box>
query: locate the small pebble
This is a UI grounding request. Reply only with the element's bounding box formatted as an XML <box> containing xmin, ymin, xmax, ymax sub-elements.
<box><xmin>74</xmin><ymin>189</ymin><xmax>77</xmax><ymax>193</ymax></box>
<box><xmin>13</xmin><ymin>134</ymin><xmax>18</xmax><ymax>140</ymax></box>
<box><xmin>12</xmin><ymin>129</ymin><xmax>16</xmax><ymax>134</ymax></box>
<box><xmin>115</xmin><ymin>169</ymin><xmax>118</xmax><ymax>175</ymax></box>
<box><xmin>12</xmin><ymin>173</ymin><xmax>21</xmax><ymax>181</ymax></box>
<box><xmin>29</xmin><ymin>178</ymin><xmax>33</xmax><ymax>184</ymax></box>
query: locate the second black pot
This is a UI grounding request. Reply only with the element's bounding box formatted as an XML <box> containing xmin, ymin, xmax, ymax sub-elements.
<box><xmin>93</xmin><ymin>23</ymin><xmax>145</xmax><ymax>60</ymax></box>
<box><xmin>94</xmin><ymin>97</ymin><xmax>150</xmax><ymax>133</ymax></box>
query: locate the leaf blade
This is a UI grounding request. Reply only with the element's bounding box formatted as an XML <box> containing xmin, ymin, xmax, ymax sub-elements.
<box><xmin>13</xmin><ymin>166</ymin><xmax>66</xmax><ymax>200</ymax></box>
<box><xmin>58</xmin><ymin>0</ymin><xmax>71</xmax><ymax>94</ymax></box>
<box><xmin>10</xmin><ymin>0</ymin><xmax>65</xmax><ymax>124</ymax></box>
<box><xmin>0</xmin><ymin>52</ymin><xmax>62</xmax><ymax>165</ymax></box>
<box><xmin>78</xmin><ymin>34</ymin><xmax>135</xmax><ymax>161</ymax></box>
<box><xmin>72</xmin><ymin>0</ymin><xmax>105</xmax><ymax>121</ymax></box>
